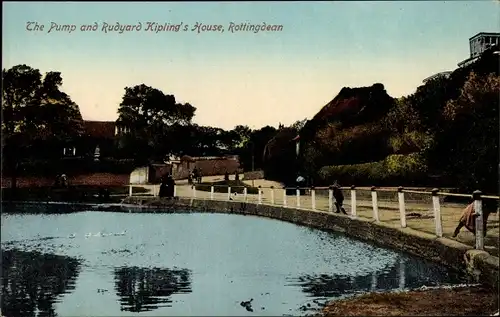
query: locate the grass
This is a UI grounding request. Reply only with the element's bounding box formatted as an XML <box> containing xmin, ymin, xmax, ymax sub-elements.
<box><xmin>1</xmin><ymin>185</ymin><xmax>149</xmax><ymax>203</ymax></box>
<box><xmin>195</xmin><ymin>180</ymin><xmax>260</xmax><ymax>195</ymax></box>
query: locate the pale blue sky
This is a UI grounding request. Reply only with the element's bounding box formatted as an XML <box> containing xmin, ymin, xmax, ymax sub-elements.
<box><xmin>3</xmin><ymin>1</ymin><xmax>499</xmax><ymax>130</ymax></box>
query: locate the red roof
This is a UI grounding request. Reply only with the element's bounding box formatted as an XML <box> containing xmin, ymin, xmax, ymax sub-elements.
<box><xmin>83</xmin><ymin>121</ymin><xmax>116</xmax><ymax>139</ymax></box>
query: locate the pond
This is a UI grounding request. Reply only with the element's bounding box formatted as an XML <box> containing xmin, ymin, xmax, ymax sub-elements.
<box><xmin>1</xmin><ymin>207</ymin><xmax>466</xmax><ymax>317</ymax></box>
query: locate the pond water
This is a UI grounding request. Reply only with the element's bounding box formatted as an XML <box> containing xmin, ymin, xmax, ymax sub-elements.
<box><xmin>1</xmin><ymin>207</ymin><xmax>466</xmax><ymax>317</ymax></box>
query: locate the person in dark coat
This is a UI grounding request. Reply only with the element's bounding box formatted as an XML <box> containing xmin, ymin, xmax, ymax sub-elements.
<box><xmin>224</xmin><ymin>171</ymin><xmax>230</xmax><ymax>181</ymax></box>
<box><xmin>235</xmin><ymin>171</ymin><xmax>239</xmax><ymax>181</ymax></box>
<box><xmin>158</xmin><ymin>176</ymin><xmax>168</xmax><ymax>198</ymax></box>
<box><xmin>332</xmin><ymin>182</ymin><xmax>347</xmax><ymax>214</ymax></box>
<box><xmin>166</xmin><ymin>174</ymin><xmax>176</xmax><ymax>198</ymax></box>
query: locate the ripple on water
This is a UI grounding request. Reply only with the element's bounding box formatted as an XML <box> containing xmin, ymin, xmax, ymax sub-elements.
<box><xmin>1</xmin><ymin>211</ymin><xmax>467</xmax><ymax>316</ymax></box>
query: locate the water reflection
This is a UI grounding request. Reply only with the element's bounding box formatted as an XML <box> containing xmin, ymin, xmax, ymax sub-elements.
<box><xmin>287</xmin><ymin>256</ymin><xmax>466</xmax><ymax>299</ymax></box>
<box><xmin>114</xmin><ymin>266</ymin><xmax>192</xmax><ymax>313</ymax></box>
<box><xmin>1</xmin><ymin>249</ymin><xmax>82</xmax><ymax>317</ymax></box>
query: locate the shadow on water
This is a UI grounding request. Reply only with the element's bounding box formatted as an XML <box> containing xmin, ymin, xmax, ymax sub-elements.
<box><xmin>286</xmin><ymin>255</ymin><xmax>466</xmax><ymax>312</ymax></box>
<box><xmin>1</xmin><ymin>201</ymin><xmax>92</xmax><ymax>214</ymax></box>
<box><xmin>114</xmin><ymin>266</ymin><xmax>192</xmax><ymax>313</ymax></box>
<box><xmin>1</xmin><ymin>249</ymin><xmax>82</xmax><ymax>317</ymax></box>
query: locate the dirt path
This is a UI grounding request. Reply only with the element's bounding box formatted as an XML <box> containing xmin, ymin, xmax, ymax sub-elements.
<box><xmin>322</xmin><ymin>286</ymin><xmax>499</xmax><ymax>316</ymax></box>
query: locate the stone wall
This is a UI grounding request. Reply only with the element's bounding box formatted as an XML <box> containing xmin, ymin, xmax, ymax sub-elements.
<box><xmin>122</xmin><ymin>196</ymin><xmax>499</xmax><ymax>289</ymax></box>
<box><xmin>2</xmin><ymin>173</ymin><xmax>130</xmax><ymax>188</ymax></box>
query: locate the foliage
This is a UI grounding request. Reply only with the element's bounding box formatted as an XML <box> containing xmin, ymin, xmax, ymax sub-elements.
<box><xmin>430</xmin><ymin>72</ymin><xmax>499</xmax><ymax>193</ymax></box>
<box><xmin>2</xmin><ymin>64</ymin><xmax>85</xmax><ymax>187</ymax></box>
<box><xmin>262</xmin><ymin>127</ymin><xmax>299</xmax><ymax>183</ymax></box>
<box><xmin>318</xmin><ymin>153</ymin><xmax>428</xmax><ymax>186</ymax></box>
<box><xmin>116</xmin><ymin>84</ymin><xmax>196</xmax><ymax>160</ymax></box>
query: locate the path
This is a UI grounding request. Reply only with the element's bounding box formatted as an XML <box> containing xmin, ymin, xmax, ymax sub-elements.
<box><xmin>132</xmin><ymin>177</ymin><xmax>499</xmax><ymax>257</ymax></box>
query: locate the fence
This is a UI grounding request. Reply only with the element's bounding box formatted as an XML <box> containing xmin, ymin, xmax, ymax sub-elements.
<box><xmin>128</xmin><ymin>184</ymin><xmax>499</xmax><ymax>252</ymax></box>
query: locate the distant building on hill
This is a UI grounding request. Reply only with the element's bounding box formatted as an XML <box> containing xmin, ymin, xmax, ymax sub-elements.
<box><xmin>458</xmin><ymin>32</ymin><xmax>500</xmax><ymax>68</ymax></box>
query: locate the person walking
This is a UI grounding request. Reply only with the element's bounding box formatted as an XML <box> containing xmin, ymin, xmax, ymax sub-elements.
<box><xmin>332</xmin><ymin>182</ymin><xmax>347</xmax><ymax>214</ymax></box>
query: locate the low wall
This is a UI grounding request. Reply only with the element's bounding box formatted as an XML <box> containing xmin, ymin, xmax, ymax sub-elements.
<box><xmin>243</xmin><ymin>170</ymin><xmax>265</xmax><ymax>180</ymax></box>
<box><xmin>122</xmin><ymin>196</ymin><xmax>499</xmax><ymax>289</ymax></box>
<box><xmin>1</xmin><ymin>173</ymin><xmax>130</xmax><ymax>188</ymax></box>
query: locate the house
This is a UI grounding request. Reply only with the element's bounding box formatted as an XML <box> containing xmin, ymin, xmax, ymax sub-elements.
<box><xmin>129</xmin><ymin>155</ymin><xmax>241</xmax><ymax>183</ymax></box>
<box><xmin>63</xmin><ymin>120</ymin><xmax>130</xmax><ymax>159</ymax></box>
<box><xmin>171</xmin><ymin>155</ymin><xmax>240</xmax><ymax>180</ymax></box>
<box><xmin>458</xmin><ymin>32</ymin><xmax>500</xmax><ymax>68</ymax></box>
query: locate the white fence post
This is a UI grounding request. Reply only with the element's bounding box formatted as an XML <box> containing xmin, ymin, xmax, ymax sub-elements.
<box><xmin>243</xmin><ymin>187</ymin><xmax>248</xmax><ymax>202</ymax></box>
<box><xmin>270</xmin><ymin>186</ymin><xmax>275</xmax><ymax>205</ymax></box>
<box><xmin>129</xmin><ymin>184</ymin><xmax>133</xmax><ymax>197</ymax></box>
<box><xmin>152</xmin><ymin>184</ymin><xmax>157</xmax><ymax>197</ymax></box>
<box><xmin>227</xmin><ymin>186</ymin><xmax>231</xmax><ymax>200</ymax></box>
<box><xmin>371</xmin><ymin>186</ymin><xmax>379</xmax><ymax>223</ymax></box>
<box><xmin>296</xmin><ymin>186</ymin><xmax>301</xmax><ymax>208</ymax></box>
<box><xmin>311</xmin><ymin>186</ymin><xmax>316</xmax><ymax>210</ymax></box>
<box><xmin>432</xmin><ymin>188</ymin><xmax>443</xmax><ymax>237</ymax></box>
<box><xmin>192</xmin><ymin>185</ymin><xmax>196</xmax><ymax>198</ymax></box>
<box><xmin>398</xmin><ymin>186</ymin><xmax>407</xmax><ymax>228</ymax></box>
<box><xmin>473</xmin><ymin>190</ymin><xmax>484</xmax><ymax>250</ymax></box>
<box><xmin>350</xmin><ymin>185</ymin><xmax>357</xmax><ymax>217</ymax></box>
<box><xmin>210</xmin><ymin>185</ymin><xmax>214</xmax><ymax>200</ymax></box>
<box><xmin>283</xmin><ymin>187</ymin><xmax>287</xmax><ymax>207</ymax></box>
<box><xmin>258</xmin><ymin>186</ymin><xmax>262</xmax><ymax>204</ymax></box>
<box><xmin>328</xmin><ymin>186</ymin><xmax>333</xmax><ymax>212</ymax></box>
<box><xmin>173</xmin><ymin>185</ymin><xmax>177</xmax><ymax>197</ymax></box>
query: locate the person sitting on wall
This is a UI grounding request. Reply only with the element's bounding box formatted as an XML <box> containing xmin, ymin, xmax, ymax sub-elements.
<box><xmin>452</xmin><ymin>200</ymin><xmax>497</xmax><ymax>238</ymax></box>
<box><xmin>333</xmin><ymin>182</ymin><xmax>347</xmax><ymax>214</ymax></box>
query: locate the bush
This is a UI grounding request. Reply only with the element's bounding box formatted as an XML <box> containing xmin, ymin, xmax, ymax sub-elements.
<box><xmin>318</xmin><ymin>153</ymin><xmax>428</xmax><ymax>186</ymax></box>
<box><xmin>195</xmin><ymin>180</ymin><xmax>259</xmax><ymax>194</ymax></box>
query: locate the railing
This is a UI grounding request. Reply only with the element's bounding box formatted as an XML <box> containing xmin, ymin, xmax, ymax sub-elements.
<box><xmin>128</xmin><ymin>184</ymin><xmax>499</xmax><ymax>251</ymax></box>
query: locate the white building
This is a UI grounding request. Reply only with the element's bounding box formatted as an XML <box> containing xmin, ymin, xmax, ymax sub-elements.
<box><xmin>458</xmin><ymin>32</ymin><xmax>500</xmax><ymax>68</ymax></box>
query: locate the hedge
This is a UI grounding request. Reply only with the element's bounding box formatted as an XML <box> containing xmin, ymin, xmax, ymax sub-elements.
<box><xmin>318</xmin><ymin>153</ymin><xmax>429</xmax><ymax>186</ymax></box>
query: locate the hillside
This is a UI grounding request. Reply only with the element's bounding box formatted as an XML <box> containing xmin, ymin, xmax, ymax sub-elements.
<box><xmin>263</xmin><ymin>45</ymin><xmax>499</xmax><ymax>192</ymax></box>
<box><xmin>299</xmin><ymin>83</ymin><xmax>395</xmax><ymax>143</ymax></box>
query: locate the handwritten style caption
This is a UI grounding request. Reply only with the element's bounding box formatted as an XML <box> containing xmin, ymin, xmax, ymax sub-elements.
<box><xmin>26</xmin><ymin>21</ymin><xmax>284</xmax><ymax>34</ymax></box>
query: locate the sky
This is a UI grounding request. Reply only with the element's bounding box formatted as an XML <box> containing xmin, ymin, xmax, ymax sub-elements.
<box><xmin>3</xmin><ymin>1</ymin><xmax>500</xmax><ymax>130</ymax></box>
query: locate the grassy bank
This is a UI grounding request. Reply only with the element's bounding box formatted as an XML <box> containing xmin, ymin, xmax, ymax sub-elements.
<box><xmin>322</xmin><ymin>286</ymin><xmax>498</xmax><ymax>316</ymax></box>
<box><xmin>195</xmin><ymin>180</ymin><xmax>259</xmax><ymax>195</ymax></box>
<box><xmin>1</xmin><ymin>185</ymin><xmax>149</xmax><ymax>203</ymax></box>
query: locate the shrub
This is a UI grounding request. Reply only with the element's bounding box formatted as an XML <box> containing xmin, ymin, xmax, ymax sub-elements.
<box><xmin>318</xmin><ymin>153</ymin><xmax>428</xmax><ymax>186</ymax></box>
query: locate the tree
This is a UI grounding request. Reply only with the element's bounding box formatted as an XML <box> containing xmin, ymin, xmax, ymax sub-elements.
<box><xmin>2</xmin><ymin>64</ymin><xmax>84</xmax><ymax>189</ymax></box>
<box><xmin>432</xmin><ymin>72</ymin><xmax>499</xmax><ymax>193</ymax></box>
<box><xmin>116</xmin><ymin>84</ymin><xmax>196</xmax><ymax>161</ymax></box>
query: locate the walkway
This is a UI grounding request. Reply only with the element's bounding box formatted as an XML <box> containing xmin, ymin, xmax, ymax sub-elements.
<box><xmin>133</xmin><ymin>178</ymin><xmax>499</xmax><ymax>257</ymax></box>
